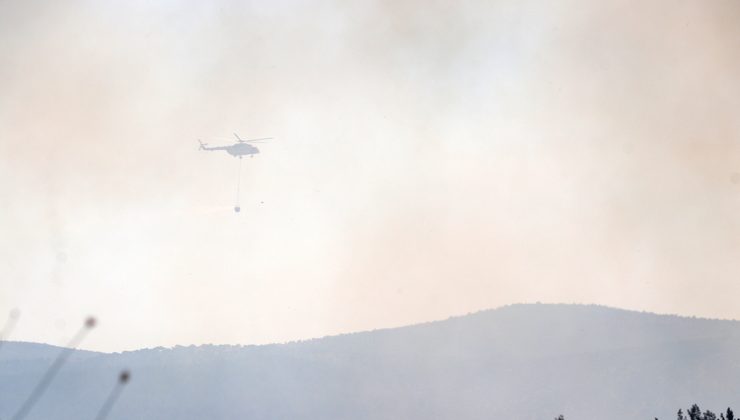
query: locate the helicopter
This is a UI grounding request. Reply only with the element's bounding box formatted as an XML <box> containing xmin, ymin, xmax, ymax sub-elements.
<box><xmin>198</xmin><ymin>133</ymin><xmax>272</xmax><ymax>159</ymax></box>
<box><xmin>198</xmin><ymin>132</ymin><xmax>273</xmax><ymax>213</ymax></box>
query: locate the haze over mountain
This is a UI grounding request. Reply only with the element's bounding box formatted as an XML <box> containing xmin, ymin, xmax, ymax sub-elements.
<box><xmin>1</xmin><ymin>304</ymin><xmax>739</xmax><ymax>420</ymax></box>
<box><xmin>2</xmin><ymin>0</ymin><xmax>740</xmax><ymax>352</ymax></box>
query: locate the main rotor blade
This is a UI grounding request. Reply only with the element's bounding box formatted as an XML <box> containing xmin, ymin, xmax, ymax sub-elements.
<box><xmin>233</xmin><ymin>133</ymin><xmax>244</xmax><ymax>142</ymax></box>
<box><xmin>243</xmin><ymin>137</ymin><xmax>273</xmax><ymax>143</ymax></box>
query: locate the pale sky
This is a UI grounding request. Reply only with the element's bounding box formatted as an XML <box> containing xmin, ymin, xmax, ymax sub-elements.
<box><xmin>1</xmin><ymin>0</ymin><xmax>739</xmax><ymax>352</ymax></box>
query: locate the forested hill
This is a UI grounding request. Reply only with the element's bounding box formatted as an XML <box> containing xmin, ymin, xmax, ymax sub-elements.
<box><xmin>1</xmin><ymin>304</ymin><xmax>739</xmax><ymax>420</ymax></box>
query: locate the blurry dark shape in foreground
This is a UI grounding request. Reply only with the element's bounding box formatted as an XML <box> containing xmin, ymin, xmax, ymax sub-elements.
<box><xmin>0</xmin><ymin>308</ymin><xmax>21</xmax><ymax>352</ymax></box>
<box><xmin>93</xmin><ymin>370</ymin><xmax>131</xmax><ymax>420</ymax></box>
<box><xmin>11</xmin><ymin>316</ymin><xmax>96</xmax><ymax>420</ymax></box>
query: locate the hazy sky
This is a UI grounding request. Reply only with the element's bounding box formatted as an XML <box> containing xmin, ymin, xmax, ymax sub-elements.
<box><xmin>1</xmin><ymin>0</ymin><xmax>739</xmax><ymax>352</ymax></box>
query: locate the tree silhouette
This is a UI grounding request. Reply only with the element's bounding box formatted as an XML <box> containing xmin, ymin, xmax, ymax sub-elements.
<box><xmin>688</xmin><ymin>405</ymin><xmax>703</xmax><ymax>420</ymax></box>
<box><xmin>676</xmin><ymin>404</ymin><xmax>731</xmax><ymax>420</ymax></box>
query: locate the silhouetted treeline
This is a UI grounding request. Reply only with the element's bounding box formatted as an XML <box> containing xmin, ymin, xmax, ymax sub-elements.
<box><xmin>555</xmin><ymin>404</ymin><xmax>734</xmax><ymax>420</ymax></box>
<box><xmin>676</xmin><ymin>404</ymin><xmax>734</xmax><ymax>420</ymax></box>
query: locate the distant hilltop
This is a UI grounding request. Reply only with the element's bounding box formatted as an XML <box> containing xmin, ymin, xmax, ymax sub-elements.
<box><xmin>2</xmin><ymin>304</ymin><xmax>740</xmax><ymax>420</ymax></box>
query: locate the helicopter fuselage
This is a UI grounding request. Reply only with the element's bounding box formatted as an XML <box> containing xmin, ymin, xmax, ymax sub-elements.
<box><xmin>227</xmin><ymin>143</ymin><xmax>259</xmax><ymax>157</ymax></box>
<box><xmin>201</xmin><ymin>142</ymin><xmax>260</xmax><ymax>158</ymax></box>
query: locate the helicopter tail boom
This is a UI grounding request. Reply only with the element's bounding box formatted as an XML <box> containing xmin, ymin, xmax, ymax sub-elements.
<box><xmin>198</xmin><ymin>140</ymin><xmax>229</xmax><ymax>151</ymax></box>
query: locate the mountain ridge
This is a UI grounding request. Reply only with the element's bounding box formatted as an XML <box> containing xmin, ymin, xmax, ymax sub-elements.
<box><xmin>1</xmin><ymin>303</ymin><xmax>739</xmax><ymax>420</ymax></box>
<box><xmin>10</xmin><ymin>303</ymin><xmax>738</xmax><ymax>354</ymax></box>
